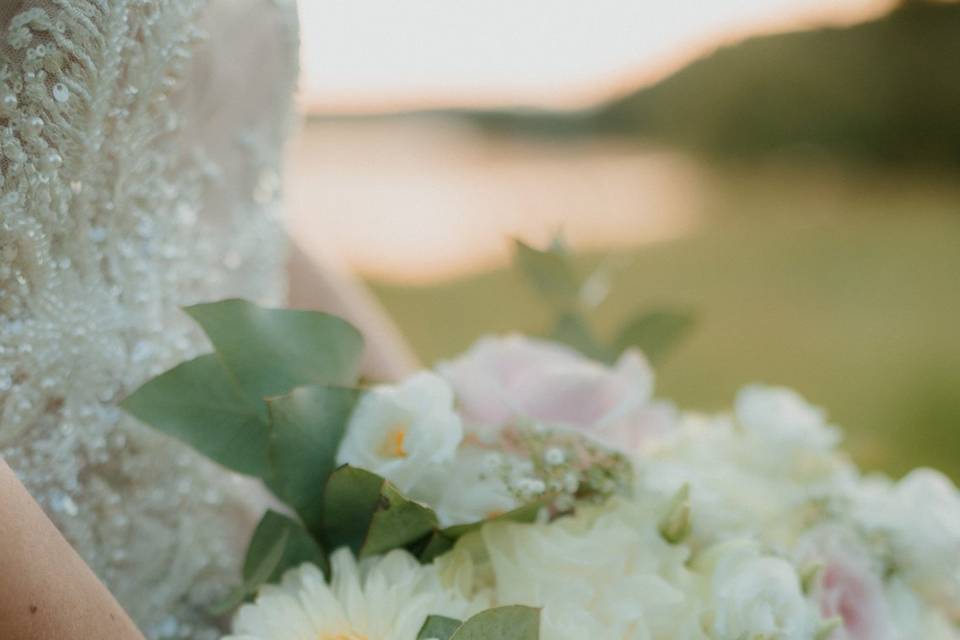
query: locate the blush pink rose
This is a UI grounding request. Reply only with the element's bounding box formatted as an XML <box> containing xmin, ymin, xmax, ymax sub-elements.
<box><xmin>799</xmin><ymin>528</ymin><xmax>893</xmax><ymax>640</ymax></box>
<box><xmin>437</xmin><ymin>335</ymin><xmax>667</xmax><ymax>449</ymax></box>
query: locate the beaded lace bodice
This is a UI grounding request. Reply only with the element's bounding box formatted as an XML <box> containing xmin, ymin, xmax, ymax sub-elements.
<box><xmin>0</xmin><ymin>1</ymin><xmax>298</xmax><ymax>637</ymax></box>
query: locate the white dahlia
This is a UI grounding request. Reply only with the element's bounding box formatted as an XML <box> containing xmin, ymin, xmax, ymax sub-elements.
<box><xmin>225</xmin><ymin>549</ymin><xmax>478</xmax><ymax>640</ymax></box>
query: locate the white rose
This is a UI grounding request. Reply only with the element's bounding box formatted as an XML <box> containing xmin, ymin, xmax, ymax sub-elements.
<box><xmin>853</xmin><ymin>468</ymin><xmax>960</xmax><ymax>608</ymax></box>
<box><xmin>701</xmin><ymin>541</ymin><xmax>820</xmax><ymax>640</ymax></box>
<box><xmin>438</xmin><ymin>335</ymin><xmax>660</xmax><ymax>448</ymax></box>
<box><xmin>795</xmin><ymin>526</ymin><xmax>894</xmax><ymax>640</ymax></box>
<box><xmin>336</xmin><ymin>372</ymin><xmax>463</xmax><ymax>494</ymax></box>
<box><xmin>480</xmin><ymin>499</ymin><xmax>701</xmax><ymax>640</ymax></box>
<box><xmin>643</xmin><ymin>413</ymin><xmax>852</xmax><ymax>545</ymax></box>
<box><xmin>884</xmin><ymin>577</ymin><xmax>960</xmax><ymax>640</ymax></box>
<box><xmin>735</xmin><ymin>385</ymin><xmax>839</xmax><ymax>452</ymax></box>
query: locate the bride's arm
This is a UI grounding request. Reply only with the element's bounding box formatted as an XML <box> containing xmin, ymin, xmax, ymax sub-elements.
<box><xmin>288</xmin><ymin>240</ymin><xmax>420</xmax><ymax>382</ymax></box>
<box><xmin>0</xmin><ymin>459</ymin><xmax>144</xmax><ymax>640</ymax></box>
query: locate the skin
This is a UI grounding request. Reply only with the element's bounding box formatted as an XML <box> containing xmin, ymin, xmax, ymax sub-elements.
<box><xmin>287</xmin><ymin>239</ymin><xmax>420</xmax><ymax>382</ymax></box>
<box><xmin>0</xmin><ymin>459</ymin><xmax>145</xmax><ymax>640</ymax></box>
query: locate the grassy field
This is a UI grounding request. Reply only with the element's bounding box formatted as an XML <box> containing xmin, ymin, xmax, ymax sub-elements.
<box><xmin>369</xmin><ymin>162</ymin><xmax>960</xmax><ymax>481</ymax></box>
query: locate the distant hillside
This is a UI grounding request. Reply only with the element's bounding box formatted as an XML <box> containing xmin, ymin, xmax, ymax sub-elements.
<box><xmin>467</xmin><ymin>1</ymin><xmax>960</xmax><ymax>166</ymax></box>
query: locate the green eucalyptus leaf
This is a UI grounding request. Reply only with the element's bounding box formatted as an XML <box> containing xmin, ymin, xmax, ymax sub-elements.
<box><xmin>514</xmin><ymin>240</ymin><xmax>579</xmax><ymax>310</ymax></box>
<box><xmin>244</xmin><ymin>528</ymin><xmax>290</xmax><ymax>588</ymax></box>
<box><xmin>441</xmin><ymin>500</ymin><xmax>544</xmax><ymax>539</ymax></box>
<box><xmin>244</xmin><ymin>511</ymin><xmax>328</xmax><ymax>584</ymax></box>
<box><xmin>614</xmin><ymin>309</ymin><xmax>696</xmax><ymax>365</ymax></box>
<box><xmin>549</xmin><ymin>312</ymin><xmax>612</xmax><ymax>363</ymax></box>
<box><xmin>414</xmin><ymin>500</ymin><xmax>545</xmax><ymax>562</ymax></box>
<box><xmin>319</xmin><ymin>466</ymin><xmax>438</xmax><ymax>558</ymax></box>
<box><xmin>121</xmin><ymin>354</ymin><xmax>270</xmax><ymax>476</ymax></box>
<box><xmin>450</xmin><ymin>605</ymin><xmax>541</xmax><ymax>640</ymax></box>
<box><xmin>210</xmin><ymin>521</ymin><xmax>290</xmax><ymax>615</ymax></box>
<box><xmin>184</xmin><ymin>299</ymin><xmax>364</xmax><ymax>403</ymax></box>
<box><xmin>363</xmin><ymin>482</ymin><xmax>438</xmax><ymax>557</ymax></box>
<box><xmin>318</xmin><ymin>466</ymin><xmax>385</xmax><ymax>554</ymax></box>
<box><xmin>411</xmin><ymin>530</ymin><xmax>456</xmax><ymax>563</ymax></box>
<box><xmin>208</xmin><ymin>583</ymin><xmax>249</xmax><ymax>617</ymax></box>
<box><xmin>417</xmin><ymin>615</ymin><xmax>463</xmax><ymax>640</ymax></box>
<box><xmin>267</xmin><ymin>386</ymin><xmax>360</xmax><ymax>532</ymax></box>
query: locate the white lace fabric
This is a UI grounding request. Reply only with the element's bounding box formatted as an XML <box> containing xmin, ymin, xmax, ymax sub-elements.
<box><xmin>0</xmin><ymin>1</ymin><xmax>298</xmax><ymax>637</ymax></box>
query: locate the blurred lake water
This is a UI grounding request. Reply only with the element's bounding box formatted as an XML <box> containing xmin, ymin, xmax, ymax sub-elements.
<box><xmin>287</xmin><ymin>118</ymin><xmax>703</xmax><ymax>283</ymax></box>
<box><xmin>287</xmin><ymin>118</ymin><xmax>960</xmax><ymax>481</ymax></box>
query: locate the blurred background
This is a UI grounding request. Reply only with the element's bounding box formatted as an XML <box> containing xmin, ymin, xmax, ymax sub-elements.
<box><xmin>286</xmin><ymin>0</ymin><xmax>960</xmax><ymax>480</ymax></box>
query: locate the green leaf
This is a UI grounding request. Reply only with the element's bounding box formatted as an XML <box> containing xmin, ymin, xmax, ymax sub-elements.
<box><xmin>209</xmin><ymin>521</ymin><xmax>289</xmax><ymax>615</ymax></box>
<box><xmin>267</xmin><ymin>386</ymin><xmax>360</xmax><ymax>532</ymax></box>
<box><xmin>450</xmin><ymin>606</ymin><xmax>541</xmax><ymax>640</ymax></box>
<box><xmin>549</xmin><ymin>312</ymin><xmax>611</xmax><ymax>363</ymax></box>
<box><xmin>243</xmin><ymin>511</ymin><xmax>328</xmax><ymax>584</ymax></box>
<box><xmin>614</xmin><ymin>309</ymin><xmax>696</xmax><ymax>365</ymax></box>
<box><xmin>121</xmin><ymin>354</ymin><xmax>271</xmax><ymax>476</ymax></box>
<box><xmin>244</xmin><ymin>528</ymin><xmax>290</xmax><ymax>588</ymax></box>
<box><xmin>208</xmin><ymin>584</ymin><xmax>249</xmax><ymax>618</ymax></box>
<box><xmin>417</xmin><ymin>615</ymin><xmax>463</xmax><ymax>640</ymax></box>
<box><xmin>411</xmin><ymin>530</ymin><xmax>455</xmax><ymax>563</ymax></box>
<box><xmin>514</xmin><ymin>240</ymin><xmax>579</xmax><ymax>310</ymax></box>
<box><xmin>184</xmin><ymin>299</ymin><xmax>364</xmax><ymax>403</ymax></box>
<box><xmin>441</xmin><ymin>500</ymin><xmax>544</xmax><ymax>539</ymax></box>
<box><xmin>318</xmin><ymin>466</ymin><xmax>385</xmax><ymax>554</ymax></box>
<box><xmin>363</xmin><ymin>483</ymin><xmax>438</xmax><ymax>557</ymax></box>
<box><xmin>125</xmin><ymin>300</ymin><xmax>367</xmax><ymax>481</ymax></box>
<box><xmin>318</xmin><ymin>466</ymin><xmax>438</xmax><ymax>558</ymax></box>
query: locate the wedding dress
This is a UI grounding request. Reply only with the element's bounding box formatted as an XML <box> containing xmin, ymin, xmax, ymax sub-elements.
<box><xmin>0</xmin><ymin>1</ymin><xmax>299</xmax><ymax>637</ymax></box>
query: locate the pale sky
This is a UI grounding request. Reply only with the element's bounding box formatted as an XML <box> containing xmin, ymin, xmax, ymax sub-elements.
<box><xmin>298</xmin><ymin>0</ymin><xmax>892</xmax><ymax>113</ymax></box>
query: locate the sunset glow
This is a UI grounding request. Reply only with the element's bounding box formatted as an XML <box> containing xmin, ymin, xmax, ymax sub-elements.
<box><xmin>289</xmin><ymin>0</ymin><xmax>900</xmax><ymax>285</ymax></box>
<box><xmin>298</xmin><ymin>0</ymin><xmax>893</xmax><ymax>114</ymax></box>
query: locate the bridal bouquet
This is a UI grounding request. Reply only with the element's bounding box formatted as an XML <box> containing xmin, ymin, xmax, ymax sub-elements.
<box><xmin>123</xmin><ymin>248</ymin><xmax>960</xmax><ymax>639</ymax></box>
